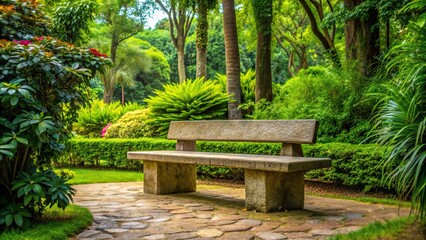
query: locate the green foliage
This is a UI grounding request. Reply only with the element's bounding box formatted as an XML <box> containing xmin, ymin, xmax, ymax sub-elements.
<box><xmin>105</xmin><ymin>109</ymin><xmax>154</xmax><ymax>138</ymax></box>
<box><xmin>11</xmin><ymin>170</ymin><xmax>75</xmax><ymax>213</ymax></box>
<box><xmin>74</xmin><ymin>100</ymin><xmax>144</xmax><ymax>137</ymax></box>
<box><xmin>54</xmin><ymin>168</ymin><xmax>76</xmax><ymax>181</ymax></box>
<box><xmin>145</xmin><ymin>78</ymin><xmax>229</xmax><ymax>136</ymax></box>
<box><xmin>371</xmin><ymin>18</ymin><xmax>426</xmax><ymax>223</ymax></box>
<box><xmin>0</xmin><ymin>205</ymin><xmax>92</xmax><ymax>239</ymax></box>
<box><xmin>0</xmin><ymin>0</ymin><xmax>49</xmax><ymax>40</ymax></box>
<box><xmin>250</xmin><ymin>65</ymin><xmax>373</xmax><ymax>143</ymax></box>
<box><xmin>51</xmin><ymin>0</ymin><xmax>98</xmax><ymax>45</ymax></box>
<box><xmin>60</xmin><ymin>138</ymin><xmax>395</xmax><ymax>192</ymax></box>
<box><xmin>58</xmin><ymin>138</ymin><xmax>176</xmax><ymax>169</ymax></box>
<box><xmin>0</xmin><ymin>1</ymin><xmax>109</xmax><ymax>229</ymax></box>
<box><xmin>0</xmin><ymin>169</ymin><xmax>75</xmax><ymax>229</ymax></box>
<box><xmin>0</xmin><ymin>202</ymin><xmax>31</xmax><ymax>228</ymax></box>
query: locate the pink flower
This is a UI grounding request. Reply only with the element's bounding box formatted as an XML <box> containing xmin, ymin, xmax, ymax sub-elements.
<box><xmin>13</xmin><ymin>40</ymin><xmax>32</xmax><ymax>46</ymax></box>
<box><xmin>101</xmin><ymin>123</ymin><xmax>112</xmax><ymax>138</ymax></box>
<box><xmin>35</xmin><ymin>36</ymin><xmax>44</xmax><ymax>41</ymax></box>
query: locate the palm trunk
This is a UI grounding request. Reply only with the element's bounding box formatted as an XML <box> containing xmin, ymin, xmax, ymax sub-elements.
<box><xmin>223</xmin><ymin>0</ymin><xmax>242</xmax><ymax>119</ymax></box>
<box><xmin>121</xmin><ymin>84</ymin><xmax>125</xmax><ymax>105</ymax></box>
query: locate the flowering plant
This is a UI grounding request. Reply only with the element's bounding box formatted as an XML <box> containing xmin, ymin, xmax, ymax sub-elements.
<box><xmin>101</xmin><ymin>123</ymin><xmax>112</xmax><ymax>138</ymax></box>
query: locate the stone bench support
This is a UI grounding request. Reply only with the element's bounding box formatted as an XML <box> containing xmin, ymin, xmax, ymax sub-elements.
<box><xmin>143</xmin><ymin>161</ymin><xmax>196</xmax><ymax>194</ymax></box>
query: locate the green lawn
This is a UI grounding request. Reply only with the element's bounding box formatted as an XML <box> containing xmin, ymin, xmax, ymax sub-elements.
<box><xmin>64</xmin><ymin>167</ymin><xmax>144</xmax><ymax>185</ymax></box>
<box><xmin>0</xmin><ymin>205</ymin><xmax>92</xmax><ymax>240</ymax></box>
<box><xmin>330</xmin><ymin>217</ymin><xmax>413</xmax><ymax>240</ymax></box>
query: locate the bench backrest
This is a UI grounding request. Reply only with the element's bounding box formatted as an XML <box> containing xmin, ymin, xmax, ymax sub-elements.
<box><xmin>168</xmin><ymin>120</ymin><xmax>319</xmax><ymax>144</ymax></box>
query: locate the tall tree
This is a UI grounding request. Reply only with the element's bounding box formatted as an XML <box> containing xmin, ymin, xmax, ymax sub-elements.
<box><xmin>344</xmin><ymin>0</ymin><xmax>380</xmax><ymax>77</ymax></box>
<box><xmin>97</xmin><ymin>0</ymin><xmax>151</xmax><ymax>102</ymax></box>
<box><xmin>155</xmin><ymin>0</ymin><xmax>195</xmax><ymax>83</ymax></box>
<box><xmin>297</xmin><ymin>0</ymin><xmax>340</xmax><ymax>66</ymax></box>
<box><xmin>98</xmin><ymin>0</ymin><xmax>150</xmax><ymax>62</ymax></box>
<box><xmin>195</xmin><ymin>0</ymin><xmax>217</xmax><ymax>79</ymax></box>
<box><xmin>222</xmin><ymin>0</ymin><xmax>242</xmax><ymax>119</ymax></box>
<box><xmin>273</xmin><ymin>1</ymin><xmax>311</xmax><ymax>77</ymax></box>
<box><xmin>252</xmin><ymin>0</ymin><xmax>273</xmax><ymax>102</ymax></box>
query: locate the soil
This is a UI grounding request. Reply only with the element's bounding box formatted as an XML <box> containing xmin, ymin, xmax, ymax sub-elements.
<box><xmin>198</xmin><ymin>178</ymin><xmax>426</xmax><ymax>240</ymax></box>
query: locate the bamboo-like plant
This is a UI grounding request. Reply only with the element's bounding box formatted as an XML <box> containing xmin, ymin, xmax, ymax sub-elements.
<box><xmin>371</xmin><ymin>20</ymin><xmax>426</xmax><ymax>223</ymax></box>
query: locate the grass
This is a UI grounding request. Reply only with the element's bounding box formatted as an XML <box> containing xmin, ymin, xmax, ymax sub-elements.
<box><xmin>0</xmin><ymin>205</ymin><xmax>92</xmax><ymax>240</ymax></box>
<box><xmin>329</xmin><ymin>217</ymin><xmax>414</xmax><ymax>240</ymax></box>
<box><xmin>63</xmin><ymin>167</ymin><xmax>144</xmax><ymax>185</ymax></box>
<box><xmin>307</xmin><ymin>192</ymin><xmax>411</xmax><ymax>208</ymax></box>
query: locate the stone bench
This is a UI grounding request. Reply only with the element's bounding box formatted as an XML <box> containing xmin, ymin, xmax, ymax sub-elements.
<box><xmin>127</xmin><ymin>120</ymin><xmax>331</xmax><ymax>212</ymax></box>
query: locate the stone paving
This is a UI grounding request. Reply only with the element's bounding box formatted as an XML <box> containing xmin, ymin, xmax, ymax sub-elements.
<box><xmin>72</xmin><ymin>182</ymin><xmax>409</xmax><ymax>240</ymax></box>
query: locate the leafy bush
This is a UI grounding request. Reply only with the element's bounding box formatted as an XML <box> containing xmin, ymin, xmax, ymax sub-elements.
<box><xmin>0</xmin><ymin>0</ymin><xmax>109</xmax><ymax>229</ymax></box>
<box><xmin>105</xmin><ymin>109</ymin><xmax>154</xmax><ymax>138</ymax></box>
<box><xmin>0</xmin><ymin>0</ymin><xmax>49</xmax><ymax>40</ymax></box>
<box><xmin>371</xmin><ymin>17</ymin><xmax>426</xmax><ymax>222</ymax></box>
<box><xmin>215</xmin><ymin>69</ymin><xmax>256</xmax><ymax>103</ymax></box>
<box><xmin>59</xmin><ymin>138</ymin><xmax>395</xmax><ymax>192</ymax></box>
<box><xmin>145</xmin><ymin>78</ymin><xmax>229</xmax><ymax>136</ymax></box>
<box><xmin>73</xmin><ymin>100</ymin><xmax>144</xmax><ymax>137</ymax></box>
<box><xmin>250</xmin><ymin>66</ymin><xmax>373</xmax><ymax>143</ymax></box>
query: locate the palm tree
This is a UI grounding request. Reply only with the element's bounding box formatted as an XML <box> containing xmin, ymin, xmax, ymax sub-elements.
<box><xmin>101</xmin><ymin>40</ymin><xmax>151</xmax><ymax>104</ymax></box>
<box><xmin>222</xmin><ymin>0</ymin><xmax>242</xmax><ymax>119</ymax></box>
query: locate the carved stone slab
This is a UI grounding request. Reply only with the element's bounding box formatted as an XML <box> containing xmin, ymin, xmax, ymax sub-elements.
<box><xmin>167</xmin><ymin>120</ymin><xmax>319</xmax><ymax>144</ymax></box>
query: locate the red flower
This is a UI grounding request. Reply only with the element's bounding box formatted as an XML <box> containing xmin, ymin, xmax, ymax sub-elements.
<box><xmin>89</xmin><ymin>48</ymin><xmax>108</xmax><ymax>58</ymax></box>
<box><xmin>13</xmin><ymin>40</ymin><xmax>32</xmax><ymax>46</ymax></box>
<box><xmin>35</xmin><ymin>36</ymin><xmax>44</xmax><ymax>41</ymax></box>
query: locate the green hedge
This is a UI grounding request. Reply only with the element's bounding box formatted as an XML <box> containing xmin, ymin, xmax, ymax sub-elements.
<box><xmin>59</xmin><ymin>138</ymin><xmax>395</xmax><ymax>192</ymax></box>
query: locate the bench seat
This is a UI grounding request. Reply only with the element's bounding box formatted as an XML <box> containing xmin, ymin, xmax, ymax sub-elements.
<box><xmin>127</xmin><ymin>150</ymin><xmax>331</xmax><ymax>172</ymax></box>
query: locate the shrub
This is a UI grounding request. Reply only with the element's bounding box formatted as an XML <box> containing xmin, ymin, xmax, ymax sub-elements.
<box><xmin>105</xmin><ymin>109</ymin><xmax>153</xmax><ymax>138</ymax></box>
<box><xmin>250</xmin><ymin>65</ymin><xmax>373</xmax><ymax>143</ymax></box>
<box><xmin>145</xmin><ymin>78</ymin><xmax>229</xmax><ymax>136</ymax></box>
<box><xmin>59</xmin><ymin>138</ymin><xmax>395</xmax><ymax>192</ymax></box>
<box><xmin>371</xmin><ymin>18</ymin><xmax>426</xmax><ymax>222</ymax></box>
<box><xmin>215</xmin><ymin>69</ymin><xmax>256</xmax><ymax>103</ymax></box>
<box><xmin>0</xmin><ymin>0</ymin><xmax>109</xmax><ymax>229</ymax></box>
<box><xmin>73</xmin><ymin>100</ymin><xmax>144</xmax><ymax>137</ymax></box>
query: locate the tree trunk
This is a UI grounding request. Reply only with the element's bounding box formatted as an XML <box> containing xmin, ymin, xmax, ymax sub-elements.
<box><xmin>222</xmin><ymin>0</ymin><xmax>242</xmax><ymax>119</ymax></box>
<box><xmin>121</xmin><ymin>84</ymin><xmax>125</xmax><ymax>105</ymax></box>
<box><xmin>177</xmin><ymin>38</ymin><xmax>187</xmax><ymax>83</ymax></box>
<box><xmin>255</xmin><ymin>31</ymin><xmax>272</xmax><ymax>102</ymax></box>
<box><xmin>103</xmin><ymin>87</ymin><xmax>113</xmax><ymax>104</ymax></box>
<box><xmin>252</xmin><ymin>0</ymin><xmax>273</xmax><ymax>102</ymax></box>
<box><xmin>344</xmin><ymin>0</ymin><xmax>380</xmax><ymax>77</ymax></box>
<box><xmin>110</xmin><ymin>33</ymin><xmax>119</xmax><ymax>62</ymax></box>
<box><xmin>196</xmin><ymin>0</ymin><xmax>208</xmax><ymax>79</ymax></box>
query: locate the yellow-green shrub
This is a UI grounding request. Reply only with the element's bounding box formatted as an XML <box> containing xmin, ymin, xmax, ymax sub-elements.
<box><xmin>105</xmin><ymin>109</ymin><xmax>154</xmax><ymax>138</ymax></box>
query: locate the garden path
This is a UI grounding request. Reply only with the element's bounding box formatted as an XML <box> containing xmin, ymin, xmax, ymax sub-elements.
<box><xmin>72</xmin><ymin>182</ymin><xmax>409</xmax><ymax>240</ymax></box>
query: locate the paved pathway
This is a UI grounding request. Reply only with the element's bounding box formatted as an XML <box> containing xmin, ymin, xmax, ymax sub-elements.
<box><xmin>72</xmin><ymin>182</ymin><xmax>408</xmax><ymax>240</ymax></box>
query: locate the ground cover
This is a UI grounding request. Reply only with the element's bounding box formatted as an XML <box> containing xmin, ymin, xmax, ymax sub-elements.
<box><xmin>0</xmin><ymin>205</ymin><xmax>92</xmax><ymax>240</ymax></box>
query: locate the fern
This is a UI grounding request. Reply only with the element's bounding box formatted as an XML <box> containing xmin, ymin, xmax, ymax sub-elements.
<box><xmin>145</xmin><ymin>78</ymin><xmax>229</xmax><ymax>136</ymax></box>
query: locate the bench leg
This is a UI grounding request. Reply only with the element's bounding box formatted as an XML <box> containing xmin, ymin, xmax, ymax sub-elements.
<box><xmin>143</xmin><ymin>161</ymin><xmax>196</xmax><ymax>194</ymax></box>
<box><xmin>245</xmin><ymin>170</ymin><xmax>304</xmax><ymax>212</ymax></box>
